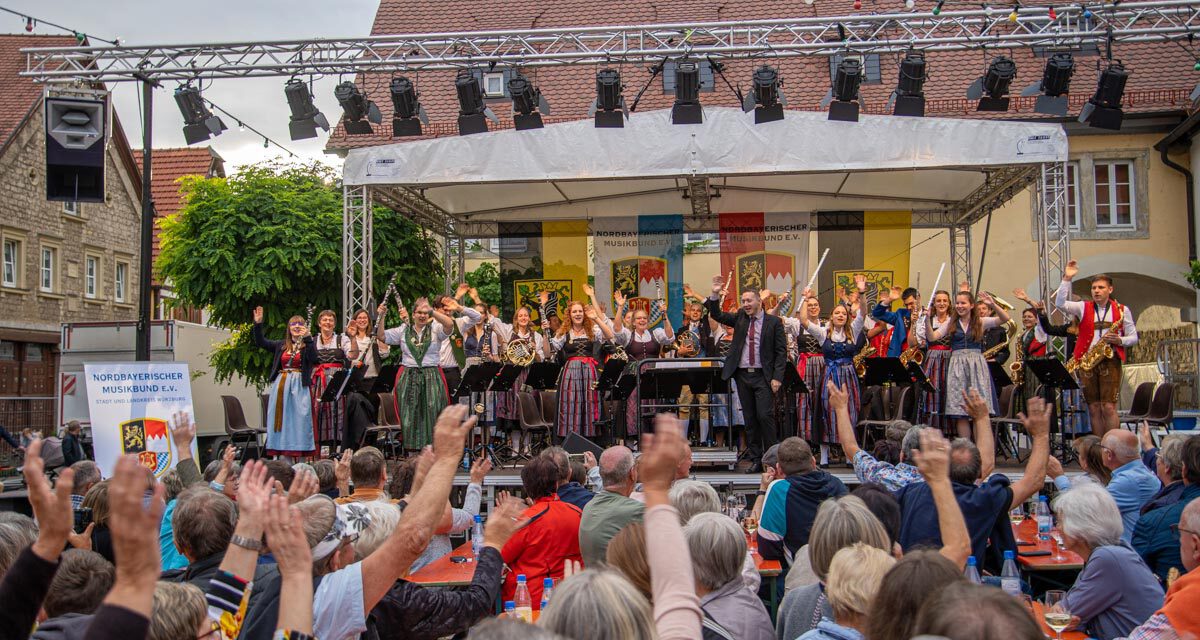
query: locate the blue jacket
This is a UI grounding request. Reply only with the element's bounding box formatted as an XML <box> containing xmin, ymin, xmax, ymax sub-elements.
<box><xmin>555</xmin><ymin>481</ymin><xmax>595</xmax><ymax>510</ymax></box>
<box><xmin>870</xmin><ymin>303</ymin><xmax>910</xmax><ymax>357</ymax></box>
<box><xmin>1133</xmin><ymin>483</ymin><xmax>1200</xmax><ymax>584</ymax></box>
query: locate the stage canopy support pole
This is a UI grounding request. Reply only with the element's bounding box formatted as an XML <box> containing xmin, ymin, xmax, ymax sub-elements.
<box><xmin>1036</xmin><ymin>160</ymin><xmax>1072</xmax><ymax>311</ymax></box>
<box><xmin>950</xmin><ymin>223</ymin><xmax>973</xmax><ymax>293</ymax></box>
<box><xmin>343</xmin><ymin>184</ymin><xmax>373</xmax><ymax>325</ymax></box>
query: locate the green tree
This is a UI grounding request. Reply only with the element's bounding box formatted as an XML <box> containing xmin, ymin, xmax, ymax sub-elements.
<box><xmin>464</xmin><ymin>262</ymin><xmax>500</xmax><ymax>307</ymax></box>
<box><xmin>158</xmin><ymin>161</ymin><xmax>442</xmax><ymax>385</ymax></box>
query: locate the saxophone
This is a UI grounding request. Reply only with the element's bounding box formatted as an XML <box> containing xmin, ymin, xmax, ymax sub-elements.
<box><xmin>853</xmin><ymin>344</ymin><xmax>877</xmax><ymax>377</ymax></box>
<box><xmin>981</xmin><ymin>330</ymin><xmax>1010</xmax><ymax>360</ymax></box>
<box><xmin>1069</xmin><ymin>323</ymin><xmax>1118</xmax><ymax>373</ymax></box>
<box><xmin>899</xmin><ymin>345</ymin><xmax>924</xmax><ymax>367</ymax></box>
<box><xmin>1009</xmin><ymin>331</ymin><xmax>1026</xmax><ymax>385</ymax></box>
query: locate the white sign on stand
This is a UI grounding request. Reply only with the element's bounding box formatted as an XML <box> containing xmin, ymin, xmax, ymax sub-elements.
<box><xmin>83</xmin><ymin>363</ymin><xmax>196</xmax><ymax>479</ymax></box>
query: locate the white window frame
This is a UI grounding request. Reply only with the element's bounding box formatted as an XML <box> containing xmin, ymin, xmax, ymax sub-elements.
<box><xmin>39</xmin><ymin>246</ymin><xmax>56</xmax><ymax>293</ymax></box>
<box><xmin>483</xmin><ymin>72</ymin><xmax>505</xmax><ymax>98</ymax></box>
<box><xmin>1093</xmin><ymin>160</ymin><xmax>1137</xmax><ymax>229</ymax></box>
<box><xmin>62</xmin><ymin>201</ymin><xmax>81</xmax><ymax>216</ymax></box>
<box><xmin>2</xmin><ymin>238</ymin><xmax>18</xmax><ymax>288</ymax></box>
<box><xmin>114</xmin><ymin>261</ymin><xmax>128</xmax><ymax>303</ymax></box>
<box><xmin>85</xmin><ymin>255</ymin><xmax>98</xmax><ymax>298</ymax></box>
<box><xmin>1062</xmin><ymin>161</ymin><xmax>1082</xmax><ymax>231</ymax></box>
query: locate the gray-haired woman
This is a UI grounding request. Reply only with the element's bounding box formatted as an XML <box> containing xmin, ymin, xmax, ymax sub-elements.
<box><xmin>669</xmin><ymin>479</ymin><xmax>760</xmax><ymax>592</ymax></box>
<box><xmin>685</xmin><ymin>512</ymin><xmax>775</xmax><ymax>640</ymax></box>
<box><xmin>1055</xmin><ymin>481</ymin><xmax>1163</xmax><ymax>640</ymax></box>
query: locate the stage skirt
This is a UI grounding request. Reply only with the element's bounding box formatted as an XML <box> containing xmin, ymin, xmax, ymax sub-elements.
<box><xmin>943</xmin><ymin>349</ymin><xmax>997</xmax><ymax>419</ymax></box>
<box><xmin>797</xmin><ymin>354</ymin><xmax>826</xmax><ymax>441</ymax></box>
<box><xmin>919</xmin><ymin>348</ymin><xmax>953</xmax><ymax>434</ymax></box>
<box><xmin>1060</xmin><ymin>387</ymin><xmax>1092</xmax><ymax>435</ymax></box>
<box><xmin>397</xmin><ymin>366</ymin><xmax>449</xmax><ymax>450</ymax></box>
<box><xmin>311</xmin><ymin>363</ymin><xmax>345</xmax><ymax>447</ymax></box>
<box><xmin>558</xmin><ymin>357</ymin><xmax>600</xmax><ymax>438</ymax></box>
<box><xmin>818</xmin><ymin>360</ymin><xmax>860</xmax><ymax>445</ymax></box>
<box><xmin>266</xmin><ymin>369</ymin><xmax>315</xmax><ymax>457</ymax></box>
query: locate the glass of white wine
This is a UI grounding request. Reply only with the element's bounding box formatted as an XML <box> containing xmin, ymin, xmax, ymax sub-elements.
<box><xmin>1050</xmin><ymin>528</ymin><xmax>1066</xmax><ymax>560</ymax></box>
<box><xmin>1043</xmin><ymin>590</ymin><xmax>1071</xmax><ymax>640</ymax></box>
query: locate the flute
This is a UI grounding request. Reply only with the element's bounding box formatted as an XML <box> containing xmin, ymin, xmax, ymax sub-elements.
<box><xmin>922</xmin><ymin>262</ymin><xmax>946</xmax><ymax>320</ymax></box>
<box><xmin>805</xmin><ymin>248</ymin><xmax>831</xmax><ymax>294</ymax></box>
<box><xmin>719</xmin><ymin>269</ymin><xmax>734</xmax><ymax>306</ymax></box>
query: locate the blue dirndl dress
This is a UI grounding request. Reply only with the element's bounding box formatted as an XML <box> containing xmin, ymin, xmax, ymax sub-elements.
<box><xmin>817</xmin><ymin>336</ymin><xmax>860</xmax><ymax>445</ymax></box>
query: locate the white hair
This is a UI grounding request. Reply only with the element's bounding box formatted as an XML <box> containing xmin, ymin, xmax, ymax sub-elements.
<box><xmin>668</xmin><ymin>480</ymin><xmax>721</xmax><ymax>525</ymax></box>
<box><xmin>684</xmin><ymin>512</ymin><xmax>746</xmax><ymax>591</ymax></box>
<box><xmin>353</xmin><ymin>499</ymin><xmax>400</xmax><ymax>561</ymax></box>
<box><xmin>1052</xmin><ymin>480</ymin><xmax>1123</xmax><ymax>549</ymax></box>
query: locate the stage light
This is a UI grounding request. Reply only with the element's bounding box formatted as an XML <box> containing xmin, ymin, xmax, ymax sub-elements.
<box><xmin>823</xmin><ymin>57</ymin><xmax>863</xmax><ymax>122</ymax></box>
<box><xmin>335</xmin><ymin>81</ymin><xmax>381</xmax><ymax>135</ymax></box>
<box><xmin>389</xmin><ymin>76</ymin><xmax>427</xmax><ymax>137</ymax></box>
<box><xmin>590</xmin><ymin>68</ymin><xmax>627</xmax><ymax>128</ymax></box>
<box><xmin>1079</xmin><ymin>62</ymin><xmax>1129</xmax><ymax>130</ymax></box>
<box><xmin>891</xmin><ymin>50</ymin><xmax>927</xmax><ymax>117</ymax></box>
<box><xmin>967</xmin><ymin>56</ymin><xmax>1016</xmax><ymax>112</ymax></box>
<box><xmin>174</xmin><ymin>85</ymin><xmax>226</xmax><ymax>145</ymax></box>
<box><xmin>742</xmin><ymin>65</ymin><xmax>786</xmax><ymax>124</ymax></box>
<box><xmin>671</xmin><ymin>58</ymin><xmax>703</xmax><ymax>125</ymax></box>
<box><xmin>508</xmin><ymin>72</ymin><xmax>551</xmax><ymax>130</ymax></box>
<box><xmin>455</xmin><ymin>69</ymin><xmax>498</xmax><ymax>136</ymax></box>
<box><xmin>1020</xmin><ymin>53</ymin><xmax>1074</xmax><ymax>116</ymax></box>
<box><xmin>284</xmin><ymin>79</ymin><xmax>330</xmax><ymax>141</ymax></box>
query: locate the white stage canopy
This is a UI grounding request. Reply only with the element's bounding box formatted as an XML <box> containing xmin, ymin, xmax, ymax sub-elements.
<box><xmin>342</xmin><ymin>106</ymin><xmax>1068</xmax><ymax>222</ymax></box>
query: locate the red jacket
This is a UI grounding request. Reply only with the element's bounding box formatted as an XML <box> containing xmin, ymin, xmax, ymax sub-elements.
<box><xmin>500</xmin><ymin>495</ymin><xmax>583</xmax><ymax>608</ymax></box>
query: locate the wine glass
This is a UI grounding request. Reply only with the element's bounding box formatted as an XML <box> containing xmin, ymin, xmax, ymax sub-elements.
<box><xmin>743</xmin><ymin>516</ymin><xmax>759</xmax><ymax>553</ymax></box>
<box><xmin>1043</xmin><ymin>590</ymin><xmax>1071</xmax><ymax>640</ymax></box>
<box><xmin>1009</xmin><ymin>505</ymin><xmax>1025</xmax><ymax>526</ymax></box>
<box><xmin>1050</xmin><ymin>528</ymin><xmax>1065</xmax><ymax>560</ymax></box>
<box><xmin>735</xmin><ymin>493</ymin><xmax>748</xmax><ymax>519</ymax></box>
<box><xmin>725</xmin><ymin>494</ymin><xmax>739</xmax><ymax>520</ymax></box>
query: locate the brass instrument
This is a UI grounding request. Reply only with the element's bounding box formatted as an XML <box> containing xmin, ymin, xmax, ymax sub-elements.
<box><xmin>899</xmin><ymin>345</ymin><xmax>924</xmax><ymax>367</ymax></box>
<box><xmin>668</xmin><ymin>330</ymin><xmax>699</xmax><ymax>357</ymax></box>
<box><xmin>1009</xmin><ymin>332</ymin><xmax>1026</xmax><ymax>385</ymax></box>
<box><xmin>981</xmin><ymin>334</ymin><xmax>1010</xmax><ymax>361</ymax></box>
<box><xmin>984</xmin><ymin>291</ymin><xmax>1015</xmax><ymax>311</ymax></box>
<box><xmin>1072</xmin><ymin>323</ymin><xmax>1119</xmax><ymax>373</ymax></box>
<box><xmin>503</xmin><ymin>336</ymin><xmax>537</xmax><ymax>366</ymax></box>
<box><xmin>609</xmin><ymin>344</ymin><xmax>629</xmax><ymax>363</ymax></box>
<box><xmin>853</xmin><ymin>344</ymin><xmax>877</xmax><ymax>377</ymax></box>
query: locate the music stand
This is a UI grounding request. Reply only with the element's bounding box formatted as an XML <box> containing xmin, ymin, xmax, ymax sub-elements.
<box><xmin>330</xmin><ymin>367</ymin><xmax>362</xmax><ymax>401</ymax></box>
<box><xmin>524</xmin><ymin>362</ymin><xmax>563</xmax><ymax>390</ymax></box>
<box><xmin>491</xmin><ymin>364</ymin><xmax>526</xmax><ymax>393</ymax></box>
<box><xmin>366</xmin><ymin>365</ymin><xmax>399</xmax><ymax>394</ymax></box>
<box><xmin>453</xmin><ymin>362</ymin><xmax>501</xmax><ymax>397</ymax></box>
<box><xmin>596</xmin><ymin>359</ymin><xmax>627</xmax><ymax>394</ymax></box>
<box><xmin>781</xmin><ymin>362</ymin><xmax>808</xmax><ymax>395</ymax></box>
<box><xmin>988</xmin><ymin>361</ymin><xmax>1013</xmax><ymax>391</ymax></box>
<box><xmin>863</xmin><ymin>358</ymin><xmax>913</xmax><ymax>388</ymax></box>
<box><xmin>1026</xmin><ymin>358</ymin><xmax>1079</xmax><ymax>460</ymax></box>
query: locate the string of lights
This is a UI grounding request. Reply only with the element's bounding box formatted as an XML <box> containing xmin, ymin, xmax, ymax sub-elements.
<box><xmin>0</xmin><ymin>4</ymin><xmax>117</xmax><ymax>45</ymax></box>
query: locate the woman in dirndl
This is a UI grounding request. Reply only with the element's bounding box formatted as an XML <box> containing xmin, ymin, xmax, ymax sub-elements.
<box><xmin>613</xmin><ymin>298</ymin><xmax>674</xmax><ymax>438</ymax></box>
<box><xmin>311</xmin><ymin>309</ymin><xmax>349</xmax><ymax>455</ymax></box>
<box><xmin>1018</xmin><ymin>290</ymin><xmax>1092</xmax><ymax>435</ymax></box>
<box><xmin>794</xmin><ymin>293</ymin><xmax>827</xmax><ymax>445</ymax></box>
<box><xmin>916</xmin><ymin>290</ymin><xmax>955</xmax><ymax>435</ymax></box>
<box><xmin>380</xmin><ymin>296</ymin><xmax>460</xmax><ymax>451</ymax></box>
<box><xmin>708</xmin><ymin>320</ymin><xmax>745</xmax><ymax>449</ymax></box>
<box><xmin>493</xmin><ymin>305</ymin><xmax>551</xmax><ymax>455</ymax></box>
<box><xmin>799</xmin><ymin>279</ymin><xmax>867</xmax><ymax>466</ymax></box>
<box><xmin>927</xmin><ymin>290</ymin><xmax>1010</xmax><ymax>440</ymax></box>
<box><xmin>549</xmin><ymin>298</ymin><xmax>616</xmax><ymax>441</ymax></box>
<box><xmin>252</xmin><ymin>305</ymin><xmax>318</xmax><ymax>462</ymax></box>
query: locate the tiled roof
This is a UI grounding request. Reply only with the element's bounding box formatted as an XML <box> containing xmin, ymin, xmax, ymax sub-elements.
<box><xmin>131</xmin><ymin>147</ymin><xmax>224</xmax><ymax>280</ymax></box>
<box><xmin>0</xmin><ymin>34</ymin><xmax>80</xmax><ymax>149</ymax></box>
<box><xmin>327</xmin><ymin>0</ymin><xmax>1198</xmax><ymax>151</ymax></box>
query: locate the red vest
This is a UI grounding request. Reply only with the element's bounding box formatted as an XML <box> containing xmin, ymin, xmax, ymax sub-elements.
<box><xmin>1073</xmin><ymin>299</ymin><xmax>1126</xmax><ymax>362</ymax></box>
<box><xmin>1028</xmin><ymin>337</ymin><xmax>1047</xmax><ymax>357</ymax></box>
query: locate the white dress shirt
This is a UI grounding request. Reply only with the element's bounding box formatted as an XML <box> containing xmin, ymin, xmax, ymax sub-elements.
<box><xmin>437</xmin><ymin>306</ymin><xmax>483</xmax><ymax>367</ymax></box>
<box><xmin>1054</xmin><ymin>279</ymin><xmax>1138</xmax><ymax>348</ymax></box>
<box><xmin>738</xmin><ymin>311</ymin><xmax>766</xmax><ymax>369</ymax></box>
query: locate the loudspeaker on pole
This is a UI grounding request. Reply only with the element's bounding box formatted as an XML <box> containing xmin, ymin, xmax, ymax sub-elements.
<box><xmin>45</xmin><ymin>95</ymin><xmax>107</xmax><ymax>203</ymax></box>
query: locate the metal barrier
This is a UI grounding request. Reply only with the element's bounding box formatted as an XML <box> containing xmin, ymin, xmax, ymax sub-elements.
<box><xmin>1156</xmin><ymin>338</ymin><xmax>1200</xmax><ymax>410</ymax></box>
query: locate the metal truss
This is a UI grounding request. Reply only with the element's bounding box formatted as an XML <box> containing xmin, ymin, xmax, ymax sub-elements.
<box><xmin>1035</xmin><ymin>161</ymin><xmax>1071</xmax><ymax>310</ymax></box>
<box><xmin>371</xmin><ymin>186</ymin><xmax>463</xmax><ymax>238</ymax></box>
<box><xmin>343</xmin><ymin>185</ymin><xmax>373</xmax><ymax>324</ymax></box>
<box><xmin>22</xmin><ymin>1</ymin><xmax>1200</xmax><ymax>82</ymax></box>
<box><xmin>950</xmin><ymin>223</ymin><xmax>973</xmax><ymax>292</ymax></box>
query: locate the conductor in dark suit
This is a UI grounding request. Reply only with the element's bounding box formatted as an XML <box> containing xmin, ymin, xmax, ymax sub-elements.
<box><xmin>689</xmin><ymin>275</ymin><xmax>787</xmax><ymax>471</ymax></box>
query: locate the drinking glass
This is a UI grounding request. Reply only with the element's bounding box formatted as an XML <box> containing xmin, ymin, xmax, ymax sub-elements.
<box><xmin>1050</xmin><ymin>528</ymin><xmax>1065</xmax><ymax>560</ymax></box>
<box><xmin>743</xmin><ymin>516</ymin><xmax>758</xmax><ymax>553</ymax></box>
<box><xmin>1043</xmin><ymin>590</ymin><xmax>1071</xmax><ymax>640</ymax></box>
<box><xmin>1009</xmin><ymin>506</ymin><xmax>1025</xmax><ymax>526</ymax></box>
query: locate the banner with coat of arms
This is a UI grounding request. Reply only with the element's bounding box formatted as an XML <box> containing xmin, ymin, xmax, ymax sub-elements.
<box><xmin>592</xmin><ymin>215</ymin><xmax>684</xmax><ymax>329</ymax></box>
<box><xmin>83</xmin><ymin>363</ymin><xmax>196</xmax><ymax>479</ymax></box>
<box><xmin>718</xmin><ymin>212</ymin><xmax>811</xmax><ymax>312</ymax></box>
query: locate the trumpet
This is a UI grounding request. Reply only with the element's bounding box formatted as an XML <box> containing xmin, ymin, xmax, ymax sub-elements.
<box><xmin>853</xmin><ymin>344</ymin><xmax>877</xmax><ymax>377</ymax></box>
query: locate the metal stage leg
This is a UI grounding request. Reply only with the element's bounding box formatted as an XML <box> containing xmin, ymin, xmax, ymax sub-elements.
<box><xmin>343</xmin><ymin>184</ymin><xmax>373</xmax><ymax>325</ymax></box>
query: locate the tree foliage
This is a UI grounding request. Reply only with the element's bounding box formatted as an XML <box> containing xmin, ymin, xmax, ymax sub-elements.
<box><xmin>158</xmin><ymin>161</ymin><xmax>442</xmax><ymax>385</ymax></box>
<box><xmin>464</xmin><ymin>262</ymin><xmax>500</xmax><ymax>307</ymax></box>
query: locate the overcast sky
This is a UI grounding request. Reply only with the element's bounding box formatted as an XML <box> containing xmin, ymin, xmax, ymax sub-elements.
<box><xmin>7</xmin><ymin>0</ymin><xmax>381</xmax><ymax>171</ymax></box>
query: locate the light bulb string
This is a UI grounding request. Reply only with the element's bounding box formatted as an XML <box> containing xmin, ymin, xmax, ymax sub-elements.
<box><xmin>202</xmin><ymin>99</ymin><xmax>297</xmax><ymax>157</ymax></box>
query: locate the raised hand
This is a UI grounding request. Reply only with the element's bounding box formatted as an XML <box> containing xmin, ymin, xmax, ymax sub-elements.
<box><xmin>1012</xmin><ymin>288</ymin><xmax>1029</xmax><ymax>302</ymax></box>
<box><xmin>288</xmin><ymin>469</ymin><xmax>319</xmax><ymax>505</ymax></box>
<box><xmin>455</xmin><ymin>282</ymin><xmax>471</xmax><ymax>298</ymax></box>
<box><xmin>583</xmin><ymin>451</ymin><xmax>597</xmax><ymax>472</ymax></box>
<box><xmin>253</xmin><ymin>306</ymin><xmax>264</xmax><ymax>324</ymax></box>
<box><xmin>640</xmin><ymin>414</ymin><xmax>687</xmax><ymax>494</ymax></box>
<box><xmin>443</xmin><ymin>297</ymin><xmax>462</xmax><ymax>313</ymax></box>
<box><xmin>826</xmin><ymin>380</ymin><xmax>849</xmax><ymax>413</ymax></box>
<box><xmin>265</xmin><ymin>495</ymin><xmax>312</xmax><ymax>578</ymax></box>
<box><xmin>469</xmin><ymin>457</ymin><xmax>493</xmax><ymax>485</ymax></box>
<box><xmin>334</xmin><ymin>449</ymin><xmax>352</xmax><ymax>488</ymax></box>
<box><xmin>563</xmin><ymin>558</ymin><xmax>583</xmax><ymax>581</ymax></box>
<box><xmin>107</xmin><ymin>454</ymin><xmax>167</xmax><ymax>591</ymax></box>
<box><xmin>912</xmin><ymin>428</ymin><xmax>950</xmax><ymax>484</ymax></box>
<box><xmin>1046</xmin><ymin>455</ymin><xmax>1064</xmax><ymax>479</ymax></box>
<box><xmin>963</xmin><ymin>389</ymin><xmax>990</xmax><ymax>422</ymax></box>
<box><xmin>538</xmin><ymin>290</ymin><xmax>550</xmax><ymax>305</ymax></box>
<box><xmin>24</xmin><ymin>439</ymin><xmax>76</xmax><ymax>561</ymax></box>
<box><xmin>682</xmin><ymin>284</ymin><xmax>697</xmax><ymax>300</ymax></box>
<box><xmin>1018</xmin><ymin>396</ymin><xmax>1052</xmax><ymax>440</ymax></box>
<box><xmin>801</xmin><ymin>287</ymin><xmax>815</xmax><ymax>300</ymax></box>
<box><xmin>432</xmin><ymin>404</ymin><xmax>475</xmax><ymax>460</ymax></box>
<box><xmin>711</xmin><ymin>274</ymin><xmax>725</xmax><ymax>295</ymax></box>
<box><xmin>978</xmin><ymin>291</ymin><xmax>996</xmax><ymax>307</ymax></box>
<box><xmin>237</xmin><ymin>460</ymin><xmax>274</xmax><ymax>525</ymax></box>
<box><xmin>583</xmin><ymin>283</ymin><xmax>595</xmax><ymax>297</ymax></box>
<box><xmin>958</xmin><ymin>281</ymin><xmax>971</xmax><ymax>293</ymax></box>
<box><xmin>398</xmin><ymin>307</ymin><xmax>410</xmax><ymax>323</ymax></box>
<box><xmin>584</xmin><ymin>306</ymin><xmax>599</xmax><ymax>321</ymax></box>
<box><xmin>613</xmin><ymin>290</ymin><xmax>627</xmax><ymax>308</ymax></box>
<box><xmin>854</xmin><ymin>274</ymin><xmax>868</xmax><ymax>292</ymax></box>
<box><xmin>376</xmin><ymin>301</ymin><xmax>388</xmax><ymax>319</ymax></box>
<box><xmin>483</xmin><ymin>497</ymin><xmax>531</xmax><ymax>551</ymax></box>
<box><xmin>1064</xmin><ymin>260</ymin><xmax>1079</xmax><ymax>280</ymax></box>
<box><xmin>67</xmin><ymin>523</ymin><xmax>94</xmax><ymax>551</ymax></box>
<box><xmin>170</xmin><ymin>410</ymin><xmax>196</xmax><ymax>456</ymax></box>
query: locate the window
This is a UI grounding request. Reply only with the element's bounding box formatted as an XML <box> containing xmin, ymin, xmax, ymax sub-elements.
<box><xmin>62</xmin><ymin>201</ymin><xmax>80</xmax><ymax>216</ymax></box>
<box><xmin>115</xmin><ymin>262</ymin><xmax>128</xmax><ymax>303</ymax></box>
<box><xmin>483</xmin><ymin>72</ymin><xmax>505</xmax><ymax>97</ymax></box>
<box><xmin>1093</xmin><ymin>160</ymin><xmax>1135</xmax><ymax>228</ymax></box>
<box><xmin>1063</xmin><ymin>162</ymin><xmax>1081</xmax><ymax>230</ymax></box>
<box><xmin>39</xmin><ymin>247</ymin><xmax>55</xmax><ymax>293</ymax></box>
<box><xmin>2</xmin><ymin>239</ymin><xmax>17</xmax><ymax>287</ymax></box>
<box><xmin>85</xmin><ymin>256</ymin><xmax>98</xmax><ymax>298</ymax></box>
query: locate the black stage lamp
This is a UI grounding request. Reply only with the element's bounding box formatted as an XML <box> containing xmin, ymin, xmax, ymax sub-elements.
<box><xmin>508</xmin><ymin>72</ymin><xmax>551</xmax><ymax>130</ymax></box>
<box><xmin>389</xmin><ymin>76</ymin><xmax>427</xmax><ymax>137</ymax></box>
<box><xmin>590</xmin><ymin>68</ymin><xmax>627</xmax><ymax>128</ymax></box>
<box><xmin>824</xmin><ymin>57</ymin><xmax>863</xmax><ymax>122</ymax></box>
<box><xmin>671</xmin><ymin>58</ymin><xmax>703</xmax><ymax>125</ymax></box>
<box><xmin>892</xmin><ymin>50</ymin><xmax>927</xmax><ymax>117</ymax></box>
<box><xmin>455</xmin><ymin>69</ymin><xmax>498</xmax><ymax>136</ymax></box>
<box><xmin>742</xmin><ymin>65</ymin><xmax>786</xmax><ymax>124</ymax></box>
<box><xmin>1020</xmin><ymin>53</ymin><xmax>1075</xmax><ymax>116</ymax></box>
<box><xmin>174</xmin><ymin>85</ymin><xmax>226</xmax><ymax>145</ymax></box>
<box><xmin>967</xmin><ymin>56</ymin><xmax>1017</xmax><ymax>112</ymax></box>
<box><xmin>1079</xmin><ymin>62</ymin><xmax>1129</xmax><ymax>130</ymax></box>
<box><xmin>335</xmin><ymin>81</ymin><xmax>382</xmax><ymax>135</ymax></box>
<box><xmin>284</xmin><ymin>79</ymin><xmax>330</xmax><ymax>141</ymax></box>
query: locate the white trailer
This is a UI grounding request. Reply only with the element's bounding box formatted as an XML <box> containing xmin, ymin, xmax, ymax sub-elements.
<box><xmin>58</xmin><ymin>320</ymin><xmax>262</xmax><ymax>463</ymax></box>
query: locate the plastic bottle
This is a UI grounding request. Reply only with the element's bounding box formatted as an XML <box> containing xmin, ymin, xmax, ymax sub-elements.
<box><xmin>1001</xmin><ymin>550</ymin><xmax>1022</xmax><ymax>596</ymax></box>
<box><xmin>540</xmin><ymin>577</ymin><xmax>554</xmax><ymax>609</ymax></box>
<box><xmin>1036</xmin><ymin>495</ymin><xmax>1053</xmax><ymax>540</ymax></box>
<box><xmin>503</xmin><ymin>601</ymin><xmax>516</xmax><ymax>619</ymax></box>
<box><xmin>964</xmin><ymin>556</ymin><xmax>982</xmax><ymax>584</ymax></box>
<box><xmin>462</xmin><ymin>448</ymin><xmax>471</xmax><ymax>470</ymax></box>
<box><xmin>514</xmin><ymin>574</ymin><xmax>533</xmax><ymax>622</ymax></box>
<box><xmin>471</xmin><ymin>515</ymin><xmax>484</xmax><ymax>559</ymax></box>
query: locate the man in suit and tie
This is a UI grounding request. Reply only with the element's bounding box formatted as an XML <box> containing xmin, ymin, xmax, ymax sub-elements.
<box><xmin>690</xmin><ymin>275</ymin><xmax>788</xmax><ymax>472</ymax></box>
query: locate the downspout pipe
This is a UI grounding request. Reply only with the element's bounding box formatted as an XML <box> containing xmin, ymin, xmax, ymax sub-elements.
<box><xmin>1155</xmin><ymin>112</ymin><xmax>1200</xmax><ymax>262</ymax></box>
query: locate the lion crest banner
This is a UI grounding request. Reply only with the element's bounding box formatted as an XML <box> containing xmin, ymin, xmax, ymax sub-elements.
<box><xmin>718</xmin><ymin>212</ymin><xmax>811</xmax><ymax>312</ymax></box>
<box><xmin>592</xmin><ymin>215</ymin><xmax>683</xmax><ymax>329</ymax></box>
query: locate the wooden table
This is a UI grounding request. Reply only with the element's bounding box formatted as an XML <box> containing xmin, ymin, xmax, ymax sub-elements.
<box><xmin>749</xmin><ymin>535</ymin><xmax>783</xmax><ymax>621</ymax></box>
<box><xmin>1012</xmin><ymin>519</ymin><xmax>1084</xmax><ymax>571</ymax></box>
<box><xmin>406</xmin><ymin>541</ymin><xmax>477</xmax><ymax>587</ymax></box>
<box><xmin>1031</xmin><ymin>601</ymin><xmax>1088</xmax><ymax>640</ymax></box>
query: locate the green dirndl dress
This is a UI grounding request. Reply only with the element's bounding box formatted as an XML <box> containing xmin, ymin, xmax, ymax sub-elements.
<box><xmin>395</xmin><ymin>324</ymin><xmax>448</xmax><ymax>450</ymax></box>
